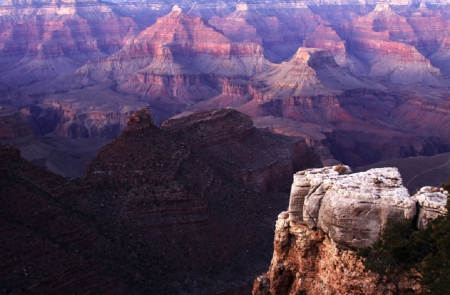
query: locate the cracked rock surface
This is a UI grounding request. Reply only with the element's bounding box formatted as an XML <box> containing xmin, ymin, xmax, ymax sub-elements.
<box><xmin>254</xmin><ymin>165</ymin><xmax>448</xmax><ymax>295</ymax></box>
<box><xmin>289</xmin><ymin>166</ymin><xmax>417</xmax><ymax>248</ymax></box>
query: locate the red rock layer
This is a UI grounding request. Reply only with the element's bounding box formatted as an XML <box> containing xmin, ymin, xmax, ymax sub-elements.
<box><xmin>351</xmin><ymin>1</ymin><xmax>417</xmax><ymax>42</ymax></box>
<box><xmin>84</xmin><ymin>8</ymin><xmax>266</xmax><ymax>79</ymax></box>
<box><xmin>208</xmin><ymin>3</ymin><xmax>323</xmax><ymax>62</ymax></box>
<box><xmin>346</xmin><ymin>2</ymin><xmax>440</xmax><ymax>84</ymax></box>
<box><xmin>303</xmin><ymin>24</ymin><xmax>360</xmax><ymax>70</ymax></box>
<box><xmin>347</xmin><ymin>37</ymin><xmax>440</xmax><ymax>84</ymax></box>
<box><xmin>406</xmin><ymin>10</ymin><xmax>450</xmax><ymax>56</ymax></box>
<box><xmin>0</xmin><ymin>0</ymin><xmax>137</xmax><ymax>84</ymax></box>
<box><xmin>253</xmin><ymin>216</ymin><xmax>421</xmax><ymax>295</ymax></box>
<box><xmin>208</xmin><ymin>16</ymin><xmax>262</xmax><ymax>44</ymax></box>
<box><xmin>0</xmin><ymin>1</ymin><xmax>450</xmax><ymax>171</ymax></box>
<box><xmin>76</xmin><ymin>8</ymin><xmax>271</xmax><ymax>122</ymax></box>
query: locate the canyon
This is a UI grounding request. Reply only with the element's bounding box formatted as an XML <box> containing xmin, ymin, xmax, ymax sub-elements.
<box><xmin>1</xmin><ymin>0</ymin><xmax>450</xmax><ymax>294</ymax></box>
<box><xmin>1</xmin><ymin>0</ymin><xmax>450</xmax><ymax>168</ymax></box>
<box><xmin>0</xmin><ymin>108</ymin><xmax>321</xmax><ymax>294</ymax></box>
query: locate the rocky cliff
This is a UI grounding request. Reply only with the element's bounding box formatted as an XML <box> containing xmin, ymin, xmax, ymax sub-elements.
<box><xmin>162</xmin><ymin>108</ymin><xmax>321</xmax><ymax>192</ymax></box>
<box><xmin>0</xmin><ymin>108</ymin><xmax>321</xmax><ymax>294</ymax></box>
<box><xmin>254</xmin><ymin>165</ymin><xmax>448</xmax><ymax>295</ymax></box>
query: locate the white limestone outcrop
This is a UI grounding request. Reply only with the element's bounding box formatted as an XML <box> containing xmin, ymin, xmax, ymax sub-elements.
<box><xmin>412</xmin><ymin>186</ymin><xmax>448</xmax><ymax>229</ymax></box>
<box><xmin>288</xmin><ymin>166</ymin><xmax>447</xmax><ymax>248</ymax></box>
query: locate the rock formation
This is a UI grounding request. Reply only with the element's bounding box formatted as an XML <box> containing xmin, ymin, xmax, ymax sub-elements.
<box><xmin>0</xmin><ymin>0</ymin><xmax>450</xmax><ymax>173</ymax></box>
<box><xmin>208</xmin><ymin>1</ymin><xmax>323</xmax><ymax>62</ymax></box>
<box><xmin>413</xmin><ymin>186</ymin><xmax>448</xmax><ymax>229</ymax></box>
<box><xmin>303</xmin><ymin>24</ymin><xmax>366</xmax><ymax>72</ymax></box>
<box><xmin>253</xmin><ymin>165</ymin><xmax>448</xmax><ymax>295</ymax></box>
<box><xmin>250</xmin><ymin>47</ymin><xmax>377</xmax><ymax>99</ymax></box>
<box><xmin>0</xmin><ymin>0</ymin><xmax>137</xmax><ymax>84</ymax></box>
<box><xmin>253</xmin><ymin>212</ymin><xmax>422</xmax><ymax>295</ymax></box>
<box><xmin>347</xmin><ymin>1</ymin><xmax>442</xmax><ymax>84</ymax></box>
<box><xmin>288</xmin><ymin>166</ymin><xmax>416</xmax><ymax>248</ymax></box>
<box><xmin>73</xmin><ymin>6</ymin><xmax>272</xmax><ymax>121</ymax></box>
<box><xmin>84</xmin><ymin>6</ymin><xmax>271</xmax><ymax>81</ymax></box>
<box><xmin>0</xmin><ymin>108</ymin><xmax>321</xmax><ymax>294</ymax></box>
<box><xmin>162</xmin><ymin>108</ymin><xmax>322</xmax><ymax>192</ymax></box>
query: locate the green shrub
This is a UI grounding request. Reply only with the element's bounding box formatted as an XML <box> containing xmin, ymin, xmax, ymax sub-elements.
<box><xmin>358</xmin><ymin>177</ymin><xmax>450</xmax><ymax>294</ymax></box>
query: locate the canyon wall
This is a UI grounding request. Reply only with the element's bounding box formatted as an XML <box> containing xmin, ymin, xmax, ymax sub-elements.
<box><xmin>254</xmin><ymin>165</ymin><xmax>448</xmax><ymax>294</ymax></box>
<box><xmin>0</xmin><ymin>108</ymin><xmax>322</xmax><ymax>294</ymax></box>
<box><xmin>162</xmin><ymin>108</ymin><xmax>322</xmax><ymax>192</ymax></box>
<box><xmin>1</xmin><ymin>0</ymin><xmax>450</xmax><ymax>167</ymax></box>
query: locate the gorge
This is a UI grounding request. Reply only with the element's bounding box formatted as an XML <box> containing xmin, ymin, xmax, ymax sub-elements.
<box><xmin>0</xmin><ymin>0</ymin><xmax>450</xmax><ymax>168</ymax></box>
<box><xmin>1</xmin><ymin>0</ymin><xmax>450</xmax><ymax>293</ymax></box>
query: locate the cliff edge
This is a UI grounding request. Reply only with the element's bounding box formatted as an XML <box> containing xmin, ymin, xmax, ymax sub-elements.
<box><xmin>254</xmin><ymin>166</ymin><xmax>448</xmax><ymax>295</ymax></box>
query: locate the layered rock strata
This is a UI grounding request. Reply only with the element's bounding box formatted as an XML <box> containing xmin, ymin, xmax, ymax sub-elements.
<box><xmin>254</xmin><ymin>165</ymin><xmax>448</xmax><ymax>295</ymax></box>
<box><xmin>1</xmin><ymin>108</ymin><xmax>322</xmax><ymax>294</ymax></box>
<box><xmin>81</xmin><ymin>6</ymin><xmax>270</xmax><ymax>97</ymax></box>
<box><xmin>346</xmin><ymin>1</ymin><xmax>442</xmax><ymax>84</ymax></box>
<box><xmin>250</xmin><ymin>47</ymin><xmax>376</xmax><ymax>99</ymax></box>
<box><xmin>0</xmin><ymin>0</ymin><xmax>450</xmax><ymax>176</ymax></box>
<box><xmin>162</xmin><ymin>108</ymin><xmax>322</xmax><ymax>192</ymax></box>
<box><xmin>0</xmin><ymin>0</ymin><xmax>137</xmax><ymax>84</ymax></box>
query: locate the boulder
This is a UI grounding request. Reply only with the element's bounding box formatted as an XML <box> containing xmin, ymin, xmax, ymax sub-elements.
<box><xmin>289</xmin><ymin>165</ymin><xmax>417</xmax><ymax>248</ymax></box>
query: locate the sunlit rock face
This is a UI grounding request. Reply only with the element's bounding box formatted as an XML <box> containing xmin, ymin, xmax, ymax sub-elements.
<box><xmin>250</xmin><ymin>47</ymin><xmax>376</xmax><ymax>100</ymax></box>
<box><xmin>253</xmin><ymin>165</ymin><xmax>447</xmax><ymax>295</ymax></box>
<box><xmin>288</xmin><ymin>166</ymin><xmax>416</xmax><ymax>248</ymax></box>
<box><xmin>253</xmin><ymin>212</ymin><xmax>422</xmax><ymax>295</ymax></box>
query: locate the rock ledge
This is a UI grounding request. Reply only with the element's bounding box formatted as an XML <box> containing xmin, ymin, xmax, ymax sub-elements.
<box><xmin>288</xmin><ymin>165</ymin><xmax>447</xmax><ymax>248</ymax></box>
